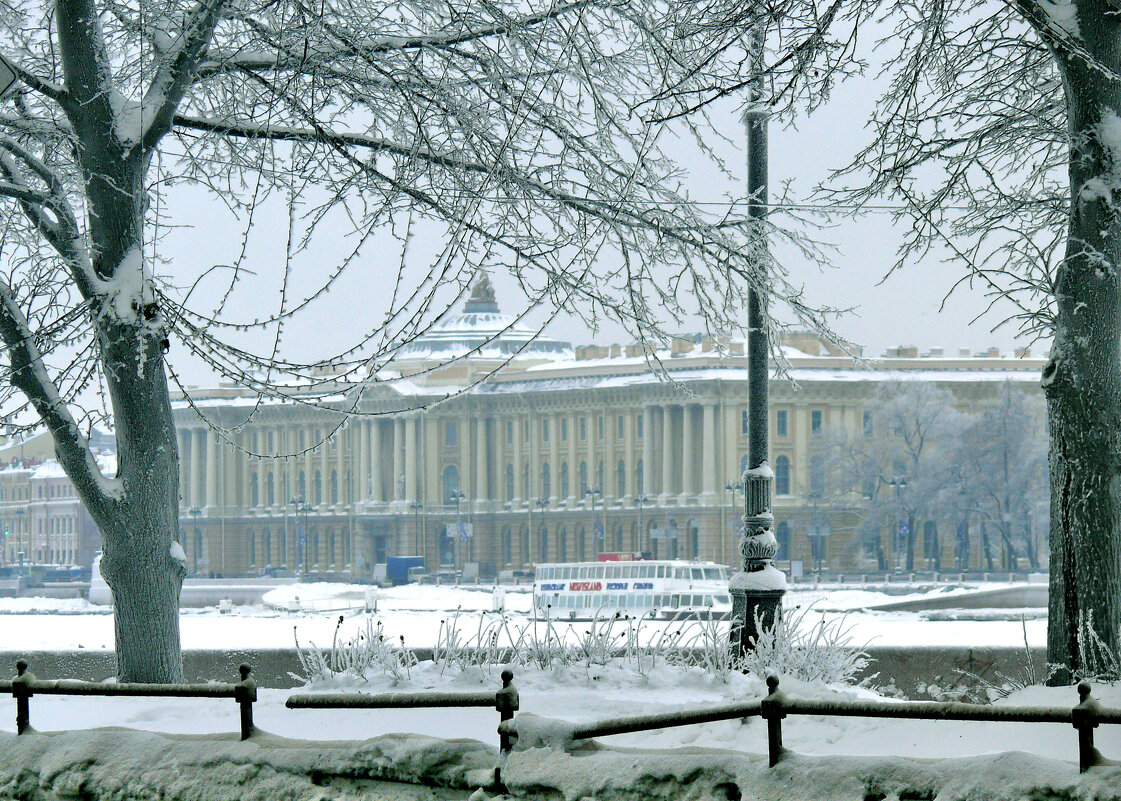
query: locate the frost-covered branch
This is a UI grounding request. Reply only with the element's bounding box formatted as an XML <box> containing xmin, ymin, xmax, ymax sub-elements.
<box><xmin>0</xmin><ymin>280</ymin><xmax>118</xmax><ymax>511</ymax></box>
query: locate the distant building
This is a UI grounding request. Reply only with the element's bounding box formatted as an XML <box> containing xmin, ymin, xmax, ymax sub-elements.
<box><xmin>0</xmin><ymin>452</ymin><xmax>114</xmax><ymax>568</ymax></box>
<box><xmin>171</xmin><ymin>276</ymin><xmax>1046</xmax><ymax>578</ymax></box>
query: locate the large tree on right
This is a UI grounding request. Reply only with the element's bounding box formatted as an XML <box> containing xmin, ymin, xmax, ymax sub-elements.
<box><xmin>684</xmin><ymin>0</ymin><xmax>1120</xmax><ymax>680</ymax></box>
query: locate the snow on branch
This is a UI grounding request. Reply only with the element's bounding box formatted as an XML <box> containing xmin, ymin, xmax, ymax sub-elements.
<box><xmin>134</xmin><ymin>0</ymin><xmax>229</xmax><ymax>151</ymax></box>
<box><xmin>0</xmin><ymin>280</ymin><xmax>121</xmax><ymax>508</ymax></box>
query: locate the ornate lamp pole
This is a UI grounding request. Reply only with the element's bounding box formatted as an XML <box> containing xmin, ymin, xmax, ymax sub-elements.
<box><xmin>585</xmin><ymin>485</ymin><xmax>602</xmax><ymax>558</ymax></box>
<box><xmin>290</xmin><ymin>497</ymin><xmax>310</xmax><ymax>579</ymax></box>
<box><xmin>188</xmin><ymin>506</ymin><xmax>202</xmax><ymax>576</ymax></box>
<box><xmin>635</xmin><ymin>493</ymin><xmax>650</xmax><ymax>555</ymax></box>
<box><xmin>730</xmin><ymin>21</ymin><xmax>787</xmax><ymax>656</ymax></box>
<box><xmin>409</xmin><ymin>501</ymin><xmax>423</xmax><ymax>557</ymax></box>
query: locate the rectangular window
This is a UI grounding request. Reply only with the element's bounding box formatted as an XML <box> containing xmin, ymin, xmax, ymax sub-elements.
<box><xmin>863</xmin><ymin>411</ymin><xmax>874</xmax><ymax>437</ymax></box>
<box><xmin>445</xmin><ymin>421</ymin><xmax>458</xmax><ymax>449</ymax></box>
<box><xmin>597</xmin><ymin>417</ymin><xmax>604</xmax><ymax>440</ymax></box>
<box><xmin>637</xmin><ymin>415</ymin><xmax>644</xmax><ymax>439</ymax></box>
<box><xmin>524</xmin><ymin>420</ymin><xmax>530</xmax><ymax>441</ymax></box>
<box><xmin>741</xmin><ymin>410</ymin><xmax>749</xmax><ymax>435</ymax></box>
<box><xmin>561</xmin><ymin>419</ymin><xmax>568</xmax><ymax>441</ymax></box>
<box><xmin>506</xmin><ymin>421</ymin><xmax>513</xmax><ymax>445</ymax></box>
<box><xmin>617</xmin><ymin>416</ymin><xmax>625</xmax><ymax>438</ymax></box>
<box><xmin>776</xmin><ymin>410</ymin><xmax>788</xmax><ymax>437</ymax></box>
<box><xmin>542</xmin><ymin>420</ymin><xmax>550</xmax><ymax>443</ymax></box>
<box><xmin>580</xmin><ymin>417</ymin><xmax>587</xmax><ymax>441</ymax></box>
<box><xmin>811</xmin><ymin>410</ymin><xmax>823</xmax><ymax>435</ymax></box>
<box><xmin>267</xmin><ymin>431</ymin><xmax>275</xmax><ymax>453</ymax></box>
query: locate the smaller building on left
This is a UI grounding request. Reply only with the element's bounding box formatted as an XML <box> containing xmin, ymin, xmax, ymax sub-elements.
<box><xmin>0</xmin><ymin>428</ymin><xmax>115</xmax><ymax>570</ymax></box>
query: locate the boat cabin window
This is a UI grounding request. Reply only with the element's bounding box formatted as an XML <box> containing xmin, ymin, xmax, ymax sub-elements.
<box><xmin>704</xmin><ymin>568</ymin><xmax>721</xmax><ymax>580</ymax></box>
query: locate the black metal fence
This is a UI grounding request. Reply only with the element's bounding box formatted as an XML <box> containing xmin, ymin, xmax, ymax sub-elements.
<box><xmin>0</xmin><ymin>660</ymin><xmax>257</xmax><ymax>740</ymax></box>
<box><xmin>4</xmin><ymin>660</ymin><xmax>1119</xmax><ymax>778</ymax></box>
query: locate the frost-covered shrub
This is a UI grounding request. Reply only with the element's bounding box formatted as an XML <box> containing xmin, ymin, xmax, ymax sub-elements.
<box><xmin>734</xmin><ymin>604</ymin><xmax>872</xmax><ymax>686</ymax></box>
<box><xmin>293</xmin><ymin>617</ymin><xmax>418</xmax><ymax>686</ymax></box>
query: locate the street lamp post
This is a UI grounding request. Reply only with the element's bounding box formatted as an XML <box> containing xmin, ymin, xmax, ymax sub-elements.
<box><xmin>889</xmin><ymin>476</ymin><xmax>908</xmax><ymax>573</ymax></box>
<box><xmin>584</xmin><ymin>486</ymin><xmax>602</xmax><ymax>557</ymax></box>
<box><xmin>450</xmin><ymin>489</ymin><xmax>466</xmax><ymax>578</ymax></box>
<box><xmin>16</xmin><ymin>507</ymin><xmax>25</xmax><ymax>576</ymax></box>
<box><xmin>188</xmin><ymin>506</ymin><xmax>202</xmax><ymax>576</ymax></box>
<box><xmin>528</xmin><ymin>496</ymin><xmax>548</xmax><ymax>564</ymax></box>
<box><xmin>290</xmin><ymin>497</ymin><xmax>310</xmax><ymax>579</ymax></box>
<box><xmin>409</xmin><ymin>501</ymin><xmax>423</xmax><ymax>558</ymax></box>
<box><xmin>635</xmin><ymin>493</ymin><xmax>650</xmax><ymax>555</ymax></box>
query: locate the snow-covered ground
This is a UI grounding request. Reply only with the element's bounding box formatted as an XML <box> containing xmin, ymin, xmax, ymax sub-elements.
<box><xmin>0</xmin><ymin>581</ymin><xmax>1048</xmax><ymax>651</ymax></box>
<box><xmin>1</xmin><ymin>660</ymin><xmax>1117</xmax><ymax>800</ymax></box>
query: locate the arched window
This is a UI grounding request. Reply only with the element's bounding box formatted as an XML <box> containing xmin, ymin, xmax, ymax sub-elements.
<box><xmin>776</xmin><ymin>521</ymin><xmax>790</xmax><ymax>560</ymax></box>
<box><xmin>542</xmin><ymin>462</ymin><xmax>551</xmax><ymax>498</ymax></box>
<box><xmin>505</xmin><ymin>464</ymin><xmax>515</xmax><ymax>500</ymax></box>
<box><xmin>775</xmin><ymin>456</ymin><xmax>791</xmax><ymax>496</ymax></box>
<box><xmin>314</xmin><ymin>471</ymin><xmax>322</xmax><ymax>504</ymax></box>
<box><xmin>297</xmin><ymin>471</ymin><xmax>306</xmax><ymax>500</ymax></box>
<box><xmin>617</xmin><ymin>460</ymin><xmax>626</xmax><ymax>496</ymax></box>
<box><xmin>263</xmin><ymin>530</ymin><xmax>272</xmax><ymax>566</ymax></box>
<box><xmin>597</xmin><ymin>460</ymin><xmax>604</xmax><ymax>489</ymax></box>
<box><xmin>311</xmin><ymin>529</ymin><xmax>319</xmax><ymax>566</ymax></box>
<box><xmin>278</xmin><ymin>527</ymin><xmax>286</xmax><ymax>564</ymax></box>
<box><xmin>636</xmin><ymin>460</ymin><xmax>644</xmax><ymax>495</ymax></box>
<box><xmin>330</xmin><ymin>470</ymin><xmax>338</xmax><ymax>504</ymax></box>
<box><xmin>557</xmin><ymin>525</ymin><xmax>566</xmax><ymax>561</ymax></box>
<box><xmin>502</xmin><ymin>526</ymin><xmax>512</xmax><ymax>566</ymax></box>
<box><xmin>443</xmin><ymin>464</ymin><xmax>460</xmax><ymax>504</ymax></box>
<box><xmin>343</xmin><ymin>528</ymin><xmax>351</xmax><ymax>566</ymax></box>
<box><xmin>579</xmin><ymin>462</ymin><xmax>588</xmax><ymax>495</ymax></box>
<box><xmin>248</xmin><ymin>530</ymin><xmax>256</xmax><ymax>567</ymax></box>
<box><xmin>577</xmin><ymin>526</ymin><xmax>586</xmax><ymax>561</ymax></box>
<box><xmin>542</xmin><ymin>525</ymin><xmax>551</xmax><ymax>562</ymax></box>
<box><xmin>328</xmin><ymin>529</ymin><xmax>336</xmax><ymax>565</ymax></box>
<box><xmin>266</xmin><ymin>473</ymin><xmax>275</xmax><ymax>506</ymax></box>
<box><xmin>560</xmin><ymin>462</ymin><xmax>569</xmax><ymax>498</ymax></box>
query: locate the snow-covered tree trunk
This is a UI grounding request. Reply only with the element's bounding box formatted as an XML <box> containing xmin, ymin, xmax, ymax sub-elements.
<box><xmin>1042</xmin><ymin>4</ymin><xmax>1121</xmax><ymax>682</ymax></box>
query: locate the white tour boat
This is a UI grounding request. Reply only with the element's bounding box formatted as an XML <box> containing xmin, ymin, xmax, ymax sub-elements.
<box><xmin>533</xmin><ymin>556</ymin><xmax>733</xmax><ymax>620</ymax></box>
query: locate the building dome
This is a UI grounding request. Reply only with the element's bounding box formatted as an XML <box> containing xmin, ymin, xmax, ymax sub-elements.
<box><xmin>390</xmin><ymin>274</ymin><xmax>572</xmax><ymax>381</ymax></box>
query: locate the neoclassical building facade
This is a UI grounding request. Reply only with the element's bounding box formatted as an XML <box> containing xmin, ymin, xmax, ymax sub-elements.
<box><xmin>172</xmin><ymin>279</ymin><xmax>1046</xmax><ymax>579</ymax></box>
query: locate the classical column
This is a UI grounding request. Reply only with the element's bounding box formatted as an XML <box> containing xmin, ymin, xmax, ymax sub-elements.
<box><xmin>358</xmin><ymin>420</ymin><xmax>370</xmax><ymax>502</ymax></box>
<box><xmin>528</xmin><ymin>416</ymin><xmax>540</xmax><ymax>501</ymax></box>
<box><xmin>371</xmin><ymin>422</ymin><xmax>384</xmax><ymax>503</ymax></box>
<box><xmin>549</xmin><ymin>413</ymin><xmax>560</xmax><ymax>504</ymax></box>
<box><xmin>424</xmin><ymin>416</ymin><xmax>438</xmax><ymax>504</ymax></box>
<box><xmin>475</xmin><ymin>417</ymin><xmax>488</xmax><ymax>502</ymax></box>
<box><xmin>336</xmin><ymin>426</ymin><xmax>347</xmax><ymax>505</ymax></box>
<box><xmin>567</xmin><ymin>412</ymin><xmax>578</xmax><ymax>504</ymax></box>
<box><xmin>178</xmin><ymin>432</ymin><xmax>188</xmax><ymax>507</ymax></box>
<box><xmin>511</xmin><ymin>414</ymin><xmax>522</xmax><ymax>502</ymax></box>
<box><xmin>661</xmin><ymin>406</ymin><xmax>674</xmax><ymax>497</ymax></box>
<box><xmin>681</xmin><ymin>405</ymin><xmax>695</xmax><ymax>496</ymax></box>
<box><xmin>405</xmin><ymin>416</ymin><xmax>418</xmax><ymax>502</ymax></box>
<box><xmin>642</xmin><ymin>406</ymin><xmax>654</xmax><ymax>497</ymax></box>
<box><xmin>703</xmin><ymin>402</ymin><xmax>717</xmax><ymax>498</ymax></box>
<box><xmin>319</xmin><ymin>429</ymin><xmax>329</xmax><ymax>507</ymax></box>
<box><xmin>623</xmin><ymin>408</ymin><xmax>634</xmax><ymax>502</ymax></box>
<box><xmin>393</xmin><ymin>417</ymin><xmax>405</xmax><ymax>501</ymax></box>
<box><xmin>459</xmin><ymin>416</ymin><xmax>472</xmax><ymax>502</ymax></box>
<box><xmin>191</xmin><ymin>428</ymin><xmax>204</xmax><ymax>508</ymax></box>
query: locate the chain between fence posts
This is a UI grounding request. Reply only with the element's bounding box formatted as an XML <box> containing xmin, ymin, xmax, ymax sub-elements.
<box><xmin>1073</xmin><ymin>681</ymin><xmax>1100</xmax><ymax>773</ymax></box>
<box><xmin>12</xmin><ymin>659</ymin><xmax>34</xmax><ymax>735</ymax></box>
<box><xmin>235</xmin><ymin>664</ymin><xmax>257</xmax><ymax>741</ymax></box>
<box><xmin>760</xmin><ymin>675</ymin><xmax>786</xmax><ymax>767</ymax></box>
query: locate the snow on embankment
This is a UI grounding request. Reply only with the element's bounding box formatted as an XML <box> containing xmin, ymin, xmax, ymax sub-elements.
<box><xmin>0</xmin><ymin>729</ymin><xmax>495</xmax><ymax>801</ymax></box>
<box><xmin>504</xmin><ymin>736</ymin><xmax>1121</xmax><ymax>801</ymax></box>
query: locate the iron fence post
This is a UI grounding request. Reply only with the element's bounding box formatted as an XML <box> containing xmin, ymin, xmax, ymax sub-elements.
<box><xmin>760</xmin><ymin>675</ymin><xmax>786</xmax><ymax>767</ymax></box>
<box><xmin>1073</xmin><ymin>681</ymin><xmax>1100</xmax><ymax>773</ymax></box>
<box><xmin>12</xmin><ymin>659</ymin><xmax>34</xmax><ymax>735</ymax></box>
<box><xmin>235</xmin><ymin>664</ymin><xmax>257</xmax><ymax>740</ymax></box>
<box><xmin>494</xmin><ymin>668</ymin><xmax>519</xmax><ymax>791</ymax></box>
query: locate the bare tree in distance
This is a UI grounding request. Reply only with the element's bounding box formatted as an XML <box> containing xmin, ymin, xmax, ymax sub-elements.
<box><xmin>810</xmin><ymin>381</ymin><xmax>962</xmax><ymax>571</ymax></box>
<box><xmin>680</xmin><ymin>0</ymin><xmax>1121</xmax><ymax>681</ymax></box>
<box><xmin>0</xmin><ymin>1</ymin><xmax>849</xmax><ymax>681</ymax></box>
<box><xmin>952</xmin><ymin>382</ymin><xmax>1050</xmax><ymax>572</ymax></box>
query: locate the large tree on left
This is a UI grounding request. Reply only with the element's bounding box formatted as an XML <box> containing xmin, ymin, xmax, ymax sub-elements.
<box><xmin>0</xmin><ymin>0</ymin><xmax>834</xmax><ymax>681</ymax></box>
